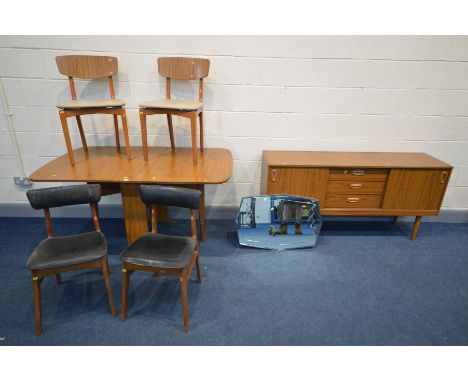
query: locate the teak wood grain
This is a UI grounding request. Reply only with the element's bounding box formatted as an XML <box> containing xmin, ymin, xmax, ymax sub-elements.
<box><xmin>140</xmin><ymin>57</ymin><xmax>210</xmax><ymax>166</ymax></box>
<box><xmin>261</xmin><ymin>150</ymin><xmax>453</xmax><ymax>240</ymax></box>
<box><xmin>56</xmin><ymin>55</ymin><xmax>118</xmax><ymax>79</ymax></box>
<box><xmin>157</xmin><ymin>57</ymin><xmax>210</xmax><ymax>80</ymax></box>
<box><xmin>56</xmin><ymin>55</ymin><xmax>131</xmax><ymax>165</ymax></box>
<box><xmin>30</xmin><ymin>146</ymin><xmax>233</xmax><ymax>244</ymax></box>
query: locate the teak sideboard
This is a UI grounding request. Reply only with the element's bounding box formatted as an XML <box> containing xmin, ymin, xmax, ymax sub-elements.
<box><xmin>260</xmin><ymin>151</ymin><xmax>453</xmax><ymax>240</ymax></box>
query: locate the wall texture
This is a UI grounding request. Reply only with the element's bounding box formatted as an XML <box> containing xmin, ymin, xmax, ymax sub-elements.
<box><xmin>0</xmin><ymin>36</ymin><xmax>467</xmax><ymax>215</ymax></box>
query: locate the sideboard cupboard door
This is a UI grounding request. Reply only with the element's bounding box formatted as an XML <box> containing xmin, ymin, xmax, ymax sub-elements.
<box><xmin>382</xmin><ymin>169</ymin><xmax>451</xmax><ymax>211</ymax></box>
<box><xmin>267</xmin><ymin>167</ymin><xmax>328</xmax><ymax>200</ymax></box>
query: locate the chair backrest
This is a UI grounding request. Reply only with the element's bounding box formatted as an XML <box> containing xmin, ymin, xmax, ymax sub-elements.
<box><xmin>55</xmin><ymin>55</ymin><xmax>118</xmax><ymax>100</ymax></box>
<box><xmin>56</xmin><ymin>55</ymin><xmax>118</xmax><ymax>79</ymax></box>
<box><xmin>157</xmin><ymin>57</ymin><xmax>210</xmax><ymax>80</ymax></box>
<box><xmin>140</xmin><ymin>185</ymin><xmax>200</xmax><ymax>209</ymax></box>
<box><xmin>26</xmin><ymin>184</ymin><xmax>102</xmax><ymax>237</ymax></box>
<box><xmin>139</xmin><ymin>185</ymin><xmax>201</xmax><ymax>238</ymax></box>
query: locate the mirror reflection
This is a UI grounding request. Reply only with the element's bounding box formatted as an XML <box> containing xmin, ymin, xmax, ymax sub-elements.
<box><xmin>237</xmin><ymin>195</ymin><xmax>322</xmax><ymax>250</ymax></box>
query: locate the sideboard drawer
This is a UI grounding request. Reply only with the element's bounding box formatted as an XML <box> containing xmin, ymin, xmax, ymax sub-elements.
<box><xmin>328</xmin><ymin>168</ymin><xmax>388</xmax><ymax>181</ymax></box>
<box><xmin>327</xmin><ymin>180</ymin><xmax>386</xmax><ymax>195</ymax></box>
<box><xmin>324</xmin><ymin>194</ymin><xmax>382</xmax><ymax>208</ymax></box>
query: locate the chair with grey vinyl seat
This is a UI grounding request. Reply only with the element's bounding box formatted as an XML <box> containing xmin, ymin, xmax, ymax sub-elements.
<box><xmin>120</xmin><ymin>185</ymin><xmax>202</xmax><ymax>332</ymax></box>
<box><xmin>26</xmin><ymin>184</ymin><xmax>117</xmax><ymax>335</ymax></box>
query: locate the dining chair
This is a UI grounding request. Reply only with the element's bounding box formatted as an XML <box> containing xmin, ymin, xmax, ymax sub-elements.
<box><xmin>120</xmin><ymin>185</ymin><xmax>202</xmax><ymax>331</ymax></box>
<box><xmin>26</xmin><ymin>184</ymin><xmax>117</xmax><ymax>335</ymax></box>
<box><xmin>139</xmin><ymin>57</ymin><xmax>210</xmax><ymax>166</ymax></box>
<box><xmin>56</xmin><ymin>55</ymin><xmax>132</xmax><ymax>166</ymax></box>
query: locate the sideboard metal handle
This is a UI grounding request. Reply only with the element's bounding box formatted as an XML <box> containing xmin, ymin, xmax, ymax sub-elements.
<box><xmin>351</xmin><ymin>170</ymin><xmax>365</xmax><ymax>176</ymax></box>
<box><xmin>440</xmin><ymin>171</ymin><xmax>448</xmax><ymax>184</ymax></box>
<box><xmin>347</xmin><ymin>197</ymin><xmax>360</xmax><ymax>203</ymax></box>
<box><xmin>271</xmin><ymin>169</ymin><xmax>277</xmax><ymax>182</ymax></box>
<box><xmin>350</xmin><ymin>183</ymin><xmax>363</xmax><ymax>189</ymax></box>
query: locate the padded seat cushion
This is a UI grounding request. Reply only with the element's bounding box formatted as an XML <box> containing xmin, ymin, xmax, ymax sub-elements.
<box><xmin>139</xmin><ymin>99</ymin><xmax>203</xmax><ymax>111</ymax></box>
<box><xmin>26</xmin><ymin>231</ymin><xmax>107</xmax><ymax>270</ymax></box>
<box><xmin>57</xmin><ymin>99</ymin><xmax>125</xmax><ymax>109</ymax></box>
<box><xmin>120</xmin><ymin>233</ymin><xmax>195</xmax><ymax>269</ymax></box>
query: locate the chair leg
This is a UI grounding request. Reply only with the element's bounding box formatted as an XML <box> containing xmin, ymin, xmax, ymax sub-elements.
<box><xmin>75</xmin><ymin>116</ymin><xmax>88</xmax><ymax>152</ymax></box>
<box><xmin>140</xmin><ymin>110</ymin><xmax>148</xmax><ymax>161</ymax></box>
<box><xmin>121</xmin><ymin>265</ymin><xmax>130</xmax><ymax>321</ymax></box>
<box><xmin>167</xmin><ymin>114</ymin><xmax>175</xmax><ymax>150</ymax></box>
<box><xmin>55</xmin><ymin>274</ymin><xmax>62</xmax><ymax>285</ymax></box>
<box><xmin>198</xmin><ymin>112</ymin><xmax>204</xmax><ymax>152</ymax></box>
<box><xmin>195</xmin><ymin>253</ymin><xmax>202</xmax><ymax>285</ymax></box>
<box><xmin>101</xmin><ymin>257</ymin><xmax>117</xmax><ymax>317</ymax></box>
<box><xmin>180</xmin><ymin>276</ymin><xmax>190</xmax><ymax>332</ymax></box>
<box><xmin>121</xmin><ymin>111</ymin><xmax>132</xmax><ymax>160</ymax></box>
<box><xmin>190</xmin><ymin>114</ymin><xmax>198</xmax><ymax>166</ymax></box>
<box><xmin>59</xmin><ymin>111</ymin><xmax>75</xmax><ymax>166</ymax></box>
<box><xmin>113</xmin><ymin>115</ymin><xmax>121</xmax><ymax>151</ymax></box>
<box><xmin>32</xmin><ymin>274</ymin><xmax>42</xmax><ymax>336</ymax></box>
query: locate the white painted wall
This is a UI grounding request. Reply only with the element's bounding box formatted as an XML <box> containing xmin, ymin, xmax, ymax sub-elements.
<box><xmin>0</xmin><ymin>36</ymin><xmax>467</xmax><ymax>212</ymax></box>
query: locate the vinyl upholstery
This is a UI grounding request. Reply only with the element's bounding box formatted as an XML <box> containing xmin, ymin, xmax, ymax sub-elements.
<box><xmin>26</xmin><ymin>231</ymin><xmax>107</xmax><ymax>270</ymax></box>
<box><xmin>140</xmin><ymin>185</ymin><xmax>201</xmax><ymax>209</ymax></box>
<box><xmin>27</xmin><ymin>184</ymin><xmax>101</xmax><ymax>210</ymax></box>
<box><xmin>121</xmin><ymin>233</ymin><xmax>195</xmax><ymax>269</ymax></box>
<box><xmin>57</xmin><ymin>99</ymin><xmax>125</xmax><ymax>109</ymax></box>
<box><xmin>139</xmin><ymin>99</ymin><xmax>203</xmax><ymax>111</ymax></box>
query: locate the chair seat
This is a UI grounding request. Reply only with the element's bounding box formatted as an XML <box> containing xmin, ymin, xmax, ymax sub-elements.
<box><xmin>139</xmin><ymin>99</ymin><xmax>203</xmax><ymax>111</ymax></box>
<box><xmin>57</xmin><ymin>99</ymin><xmax>125</xmax><ymax>109</ymax></box>
<box><xmin>27</xmin><ymin>231</ymin><xmax>107</xmax><ymax>270</ymax></box>
<box><xmin>120</xmin><ymin>233</ymin><xmax>195</xmax><ymax>269</ymax></box>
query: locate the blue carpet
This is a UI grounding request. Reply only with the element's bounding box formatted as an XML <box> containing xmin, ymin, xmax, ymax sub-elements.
<box><xmin>0</xmin><ymin>217</ymin><xmax>467</xmax><ymax>345</ymax></box>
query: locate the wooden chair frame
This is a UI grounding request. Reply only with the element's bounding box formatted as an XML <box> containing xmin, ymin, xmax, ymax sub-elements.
<box><xmin>56</xmin><ymin>55</ymin><xmax>132</xmax><ymax>166</ymax></box>
<box><xmin>121</xmin><ymin>205</ymin><xmax>202</xmax><ymax>332</ymax></box>
<box><xmin>31</xmin><ymin>204</ymin><xmax>117</xmax><ymax>335</ymax></box>
<box><xmin>140</xmin><ymin>57</ymin><xmax>210</xmax><ymax>166</ymax></box>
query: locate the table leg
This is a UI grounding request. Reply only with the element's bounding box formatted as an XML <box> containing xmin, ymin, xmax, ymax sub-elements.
<box><xmin>120</xmin><ymin>183</ymin><xmax>148</xmax><ymax>245</ymax></box>
<box><xmin>410</xmin><ymin>216</ymin><xmax>422</xmax><ymax>241</ymax></box>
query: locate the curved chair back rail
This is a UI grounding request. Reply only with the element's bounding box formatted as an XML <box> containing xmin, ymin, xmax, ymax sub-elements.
<box><xmin>139</xmin><ymin>185</ymin><xmax>201</xmax><ymax>209</ymax></box>
<box><xmin>157</xmin><ymin>57</ymin><xmax>210</xmax><ymax>80</ymax></box>
<box><xmin>27</xmin><ymin>184</ymin><xmax>101</xmax><ymax>210</ymax></box>
<box><xmin>56</xmin><ymin>55</ymin><xmax>118</xmax><ymax>79</ymax></box>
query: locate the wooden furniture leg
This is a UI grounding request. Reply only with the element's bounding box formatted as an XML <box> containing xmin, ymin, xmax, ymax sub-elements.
<box><xmin>179</xmin><ymin>276</ymin><xmax>189</xmax><ymax>332</ymax></box>
<box><xmin>121</xmin><ymin>111</ymin><xmax>131</xmax><ymax>160</ymax></box>
<box><xmin>195</xmin><ymin>253</ymin><xmax>202</xmax><ymax>284</ymax></box>
<box><xmin>75</xmin><ymin>116</ymin><xmax>88</xmax><ymax>152</ymax></box>
<box><xmin>55</xmin><ymin>274</ymin><xmax>62</xmax><ymax>285</ymax></box>
<box><xmin>167</xmin><ymin>114</ymin><xmax>175</xmax><ymax>150</ymax></box>
<box><xmin>410</xmin><ymin>216</ymin><xmax>422</xmax><ymax>240</ymax></box>
<box><xmin>198</xmin><ymin>184</ymin><xmax>206</xmax><ymax>241</ymax></box>
<box><xmin>32</xmin><ymin>274</ymin><xmax>42</xmax><ymax>336</ymax></box>
<box><xmin>140</xmin><ymin>111</ymin><xmax>148</xmax><ymax>161</ymax></box>
<box><xmin>101</xmin><ymin>257</ymin><xmax>117</xmax><ymax>317</ymax></box>
<box><xmin>59</xmin><ymin>111</ymin><xmax>75</xmax><ymax>166</ymax></box>
<box><xmin>120</xmin><ymin>183</ymin><xmax>149</xmax><ymax>245</ymax></box>
<box><xmin>198</xmin><ymin>111</ymin><xmax>204</xmax><ymax>152</ymax></box>
<box><xmin>190</xmin><ymin>114</ymin><xmax>198</xmax><ymax>166</ymax></box>
<box><xmin>121</xmin><ymin>265</ymin><xmax>130</xmax><ymax>321</ymax></box>
<box><xmin>113</xmin><ymin>115</ymin><xmax>121</xmax><ymax>151</ymax></box>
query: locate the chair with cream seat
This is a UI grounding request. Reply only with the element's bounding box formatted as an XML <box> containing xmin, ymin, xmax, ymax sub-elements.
<box><xmin>139</xmin><ymin>57</ymin><xmax>210</xmax><ymax>166</ymax></box>
<box><xmin>56</xmin><ymin>55</ymin><xmax>132</xmax><ymax>166</ymax></box>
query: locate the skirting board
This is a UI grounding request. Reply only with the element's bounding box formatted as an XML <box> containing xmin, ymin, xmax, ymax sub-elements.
<box><xmin>0</xmin><ymin>202</ymin><xmax>467</xmax><ymax>223</ymax></box>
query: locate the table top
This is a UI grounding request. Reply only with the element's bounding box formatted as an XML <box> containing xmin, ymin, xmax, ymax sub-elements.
<box><xmin>30</xmin><ymin>147</ymin><xmax>233</xmax><ymax>184</ymax></box>
<box><xmin>263</xmin><ymin>150</ymin><xmax>452</xmax><ymax>169</ymax></box>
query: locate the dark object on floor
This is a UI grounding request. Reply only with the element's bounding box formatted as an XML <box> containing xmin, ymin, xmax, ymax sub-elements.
<box><xmin>121</xmin><ymin>185</ymin><xmax>202</xmax><ymax>331</ymax></box>
<box><xmin>25</xmin><ymin>184</ymin><xmax>117</xmax><ymax>335</ymax></box>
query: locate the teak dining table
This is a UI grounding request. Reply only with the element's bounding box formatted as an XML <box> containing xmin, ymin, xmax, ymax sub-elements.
<box><xmin>30</xmin><ymin>146</ymin><xmax>233</xmax><ymax>244</ymax></box>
